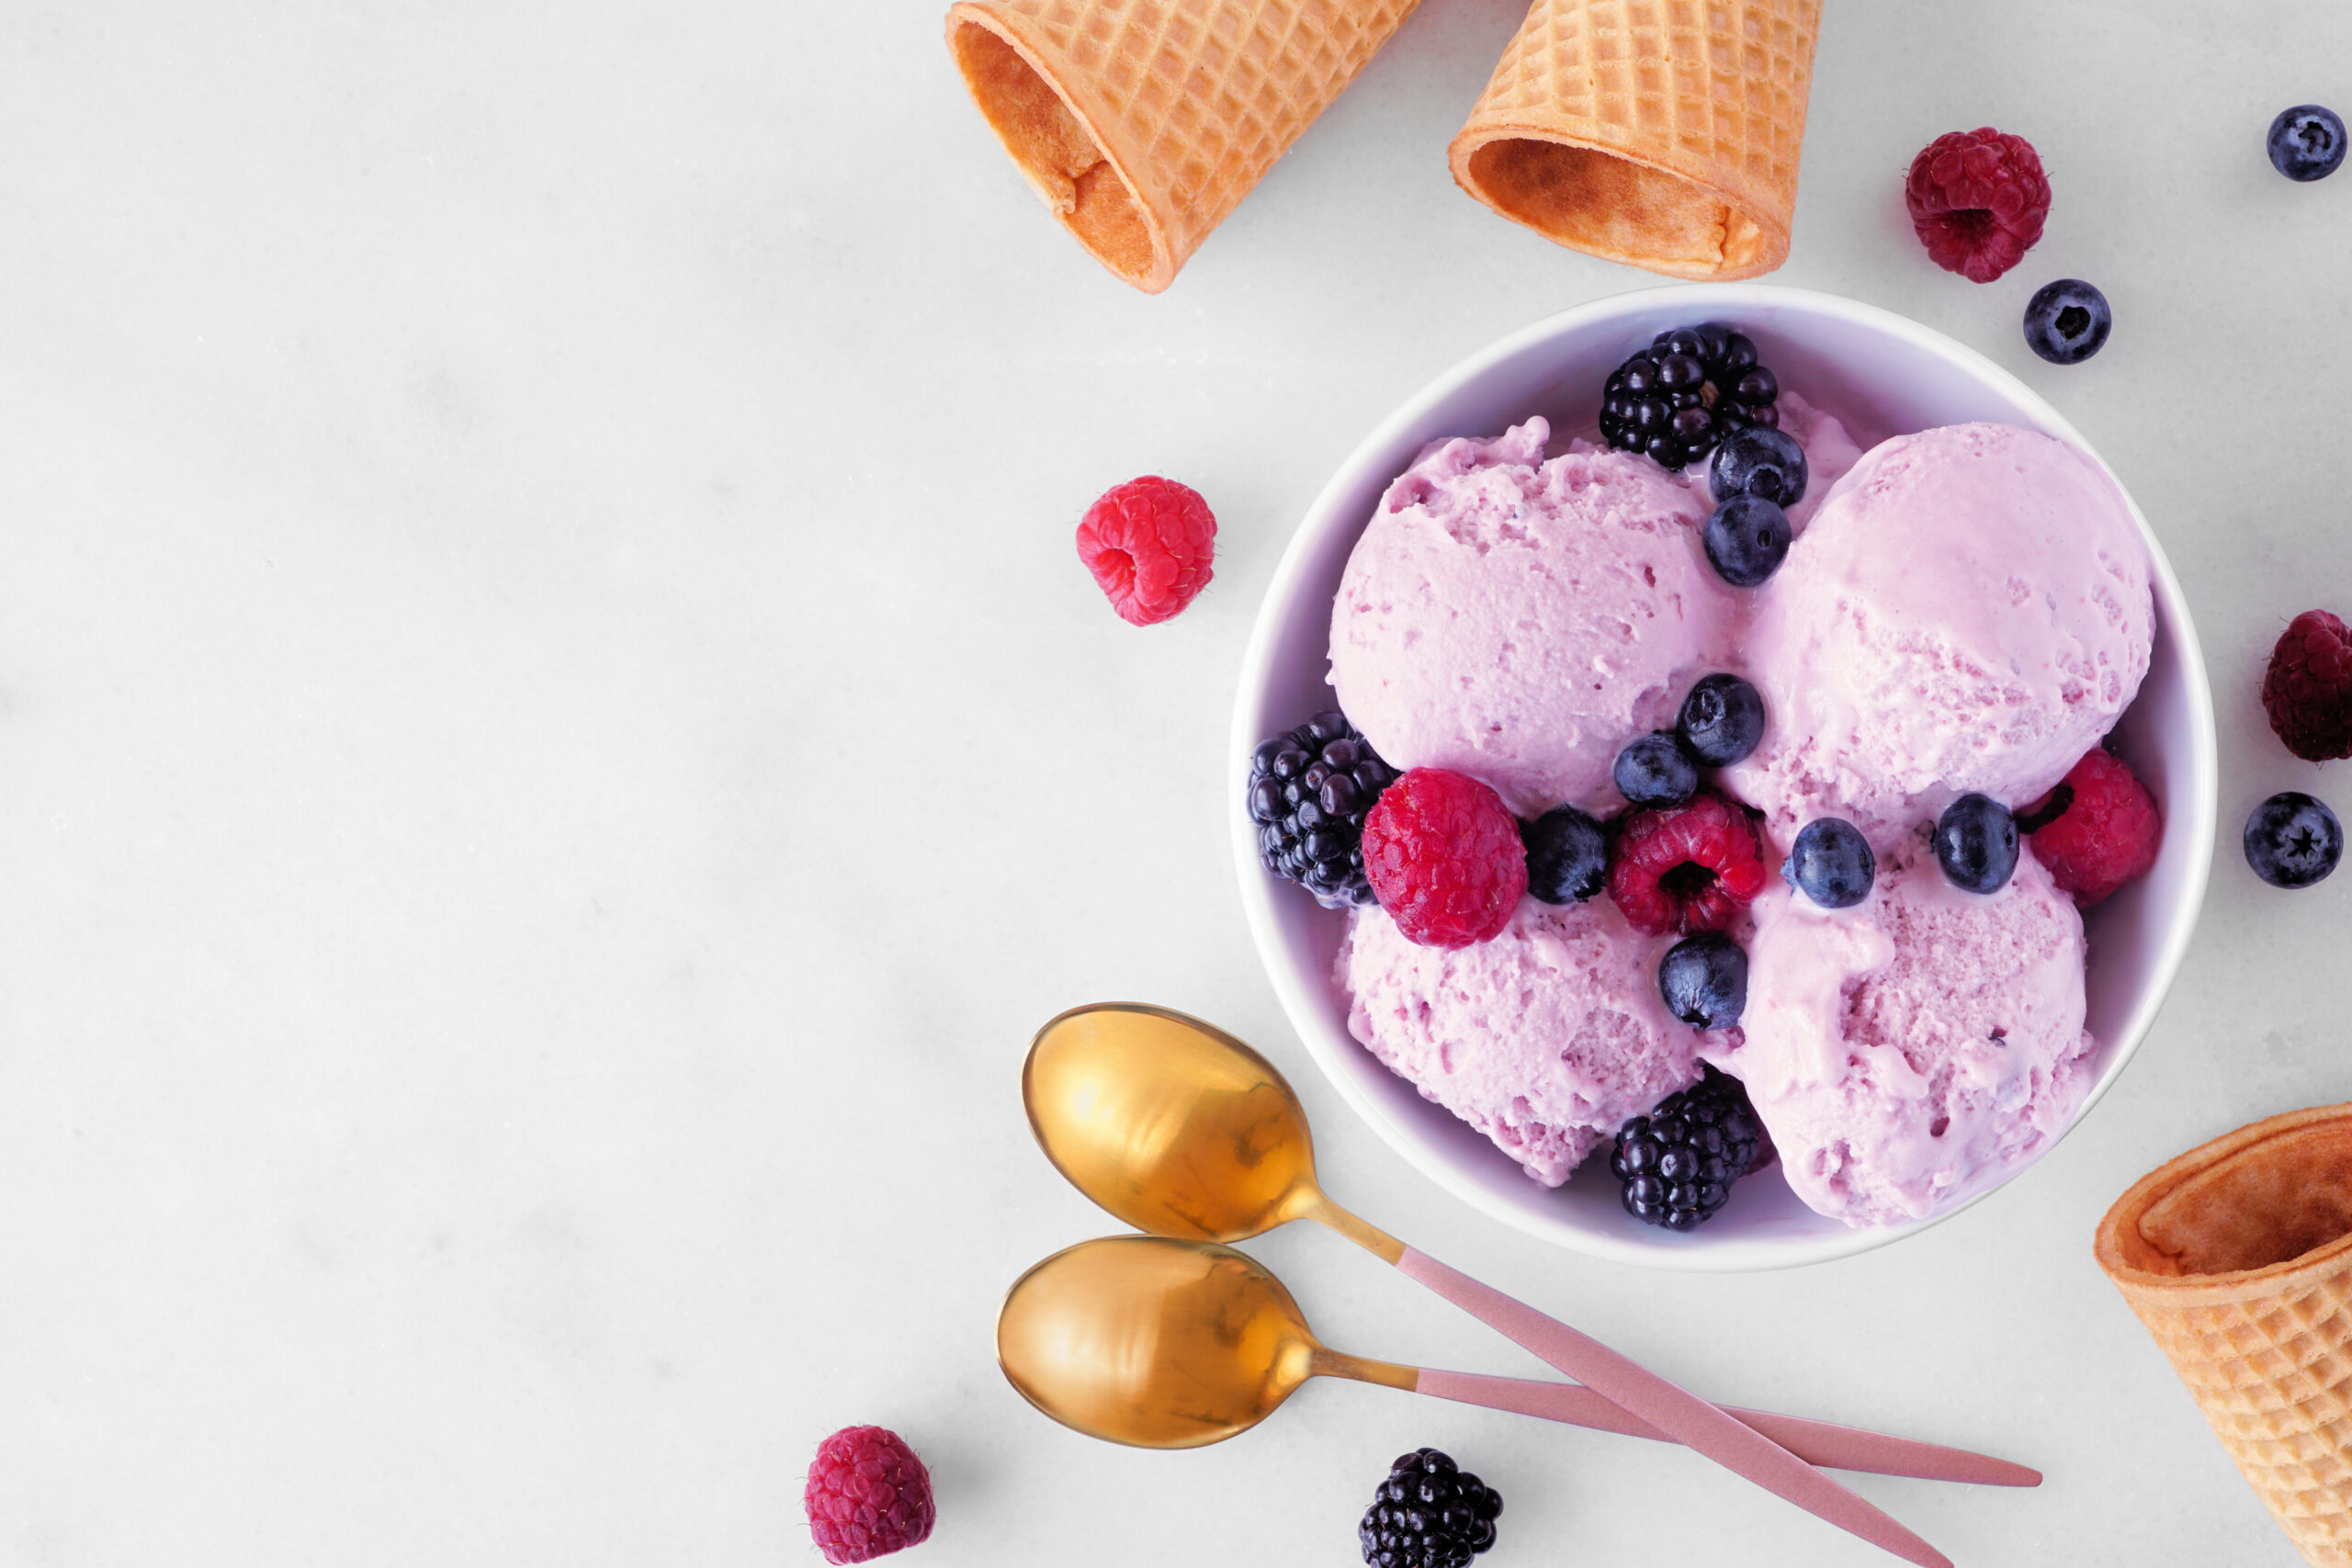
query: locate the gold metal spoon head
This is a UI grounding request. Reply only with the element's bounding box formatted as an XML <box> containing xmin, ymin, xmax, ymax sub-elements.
<box><xmin>995</xmin><ymin>1235</ymin><xmax>1327</xmax><ymax>1449</ymax></box>
<box><xmin>1023</xmin><ymin>1003</ymin><xmax>1325</xmax><ymax>1244</ymax></box>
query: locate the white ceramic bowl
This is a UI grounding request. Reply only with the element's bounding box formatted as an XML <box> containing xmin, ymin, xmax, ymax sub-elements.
<box><xmin>1232</xmin><ymin>284</ymin><xmax>2217</xmax><ymax>1271</ymax></box>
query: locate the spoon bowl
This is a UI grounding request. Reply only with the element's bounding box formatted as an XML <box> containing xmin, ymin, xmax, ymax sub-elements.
<box><xmin>1024</xmin><ymin>1004</ymin><xmax>1330</xmax><ymax>1245</ymax></box>
<box><xmin>997</xmin><ymin>1235</ymin><xmax>1336</xmax><ymax>1449</ymax></box>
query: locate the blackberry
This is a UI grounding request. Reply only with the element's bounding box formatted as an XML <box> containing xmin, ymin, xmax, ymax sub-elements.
<box><xmin>1248</xmin><ymin>711</ymin><xmax>1396</xmax><ymax>908</ymax></box>
<box><xmin>1610</xmin><ymin>1066</ymin><xmax>1765</xmax><ymax>1231</ymax></box>
<box><xmin>1598</xmin><ymin>322</ymin><xmax>1781</xmax><ymax>471</ymax></box>
<box><xmin>1358</xmin><ymin>1449</ymin><xmax>1502</xmax><ymax>1568</ymax></box>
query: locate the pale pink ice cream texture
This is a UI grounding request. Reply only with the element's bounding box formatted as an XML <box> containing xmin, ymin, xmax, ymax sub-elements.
<box><xmin>1713</xmin><ymin>844</ymin><xmax>2095</xmax><ymax>1226</ymax></box>
<box><xmin>1725</xmin><ymin>422</ymin><xmax>2153</xmax><ymax>841</ymax></box>
<box><xmin>1328</xmin><ymin>419</ymin><xmax>1733</xmax><ymax>817</ymax></box>
<box><xmin>1339</xmin><ymin>897</ymin><xmax>1702</xmax><ymax>1186</ymax></box>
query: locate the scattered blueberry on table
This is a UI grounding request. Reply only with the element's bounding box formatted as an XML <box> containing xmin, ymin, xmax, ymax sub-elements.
<box><xmin>2245</xmin><ymin>792</ymin><xmax>2343</xmax><ymax>889</ymax></box>
<box><xmin>2023</xmin><ymin>278</ymin><xmax>2111</xmax><ymax>366</ymax></box>
<box><xmin>2268</xmin><ymin>104</ymin><xmax>2346</xmax><ymax>181</ymax></box>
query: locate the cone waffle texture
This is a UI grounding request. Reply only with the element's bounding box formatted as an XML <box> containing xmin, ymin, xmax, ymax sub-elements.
<box><xmin>2096</xmin><ymin>1104</ymin><xmax>2352</xmax><ymax>1565</ymax></box>
<box><xmin>1448</xmin><ymin>0</ymin><xmax>1820</xmax><ymax>279</ymax></box>
<box><xmin>945</xmin><ymin>0</ymin><xmax>1420</xmax><ymax>292</ymax></box>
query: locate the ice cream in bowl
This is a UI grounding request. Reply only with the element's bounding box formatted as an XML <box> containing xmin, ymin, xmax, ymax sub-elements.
<box><xmin>1232</xmin><ymin>285</ymin><xmax>2217</xmax><ymax>1270</ymax></box>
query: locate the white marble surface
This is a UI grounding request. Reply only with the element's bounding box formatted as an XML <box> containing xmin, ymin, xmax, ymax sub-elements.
<box><xmin>2</xmin><ymin>1</ymin><xmax>2347</xmax><ymax>1563</ymax></box>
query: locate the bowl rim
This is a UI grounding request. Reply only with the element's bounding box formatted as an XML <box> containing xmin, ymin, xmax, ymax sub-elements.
<box><xmin>1230</xmin><ymin>282</ymin><xmax>2219</xmax><ymax>1272</ymax></box>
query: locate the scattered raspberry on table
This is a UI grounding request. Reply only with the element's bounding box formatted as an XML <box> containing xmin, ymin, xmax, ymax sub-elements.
<box><xmin>1361</xmin><ymin>767</ymin><xmax>1527</xmax><ymax>948</ymax></box>
<box><xmin>804</xmin><ymin>1425</ymin><xmax>934</xmax><ymax>1564</ymax></box>
<box><xmin>1075</xmin><ymin>475</ymin><xmax>1216</xmax><ymax>626</ymax></box>
<box><xmin>1904</xmin><ymin>128</ymin><xmax>2051</xmax><ymax>283</ymax></box>
<box><xmin>2263</xmin><ymin>609</ymin><xmax>2352</xmax><ymax>761</ymax></box>
<box><xmin>2022</xmin><ymin>748</ymin><xmax>2162</xmax><ymax>907</ymax></box>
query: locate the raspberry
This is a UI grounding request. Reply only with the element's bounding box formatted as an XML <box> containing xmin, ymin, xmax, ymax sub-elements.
<box><xmin>2262</xmin><ymin>609</ymin><xmax>2352</xmax><ymax>761</ymax></box>
<box><xmin>1075</xmin><ymin>476</ymin><xmax>1216</xmax><ymax>626</ymax></box>
<box><xmin>1904</xmin><ymin>129</ymin><xmax>2051</xmax><ymax>283</ymax></box>
<box><xmin>804</xmin><ymin>1426</ymin><xmax>934</xmax><ymax>1564</ymax></box>
<box><xmin>1362</xmin><ymin>768</ymin><xmax>1527</xmax><ymax>948</ymax></box>
<box><xmin>1607</xmin><ymin>792</ymin><xmax>1769</xmax><ymax>937</ymax></box>
<box><xmin>2020</xmin><ymin>748</ymin><xmax>2163</xmax><ymax>907</ymax></box>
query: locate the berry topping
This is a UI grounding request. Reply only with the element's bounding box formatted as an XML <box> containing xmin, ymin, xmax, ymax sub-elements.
<box><xmin>1597</xmin><ymin>321</ymin><xmax>1781</xmax><ymax>471</ymax></box>
<box><xmin>1248</xmin><ymin>712</ymin><xmax>1396</xmax><ymax>908</ymax></box>
<box><xmin>1611</xmin><ymin>1065</ymin><xmax>1764</xmax><ymax>1228</ymax></box>
<box><xmin>2245</xmin><ymin>791</ymin><xmax>2343</xmax><ymax>889</ymax></box>
<box><xmin>1656</xmin><ymin>932</ymin><xmax>1749</xmax><ymax>1032</ymax></box>
<box><xmin>1074</xmin><ymin>476</ymin><xmax>1216</xmax><ymax>626</ymax></box>
<box><xmin>1521</xmin><ymin>805</ymin><xmax>1611</xmax><ymax>906</ymax></box>
<box><xmin>1358</xmin><ymin>1449</ymin><xmax>1502</xmax><ymax>1568</ymax></box>
<box><xmin>2021</xmin><ymin>748</ymin><xmax>2162</xmax><ymax>906</ymax></box>
<box><xmin>805</xmin><ymin>1426</ymin><xmax>935</xmax><ymax>1565</ymax></box>
<box><xmin>1613</xmin><ymin>731</ymin><xmax>1699</xmax><ymax>808</ymax></box>
<box><xmin>1676</xmin><ymin>673</ymin><xmax>1767</xmax><ymax>767</ymax></box>
<box><xmin>1362</xmin><ymin>769</ymin><xmax>1529</xmax><ymax>948</ymax></box>
<box><xmin>1608</xmin><ymin>792</ymin><xmax>1770</xmax><ymax>936</ymax></box>
<box><xmin>2269</xmin><ymin>105</ymin><xmax>2347</xmax><ymax>182</ymax></box>
<box><xmin>1702</xmin><ymin>493</ymin><xmax>1792</xmax><ymax>587</ymax></box>
<box><xmin>1785</xmin><ymin>818</ymin><xmax>1875</xmax><ymax>909</ymax></box>
<box><xmin>2262</xmin><ymin>609</ymin><xmax>2352</xmax><ymax>761</ymax></box>
<box><xmin>1710</xmin><ymin>424</ymin><xmax>1807</xmax><ymax>507</ymax></box>
<box><xmin>2023</xmin><ymin>278</ymin><xmax>2111</xmax><ymax>366</ymax></box>
<box><xmin>1904</xmin><ymin>128</ymin><xmax>2051</xmax><ymax>284</ymax></box>
<box><xmin>1935</xmin><ymin>793</ymin><xmax>2019</xmax><ymax>894</ymax></box>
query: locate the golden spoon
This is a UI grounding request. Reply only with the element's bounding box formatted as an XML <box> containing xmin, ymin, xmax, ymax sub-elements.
<box><xmin>999</xmin><ymin>1233</ymin><xmax>2037</xmax><ymax>1483</ymax></box>
<box><xmin>1023</xmin><ymin>1004</ymin><xmax>2022</xmax><ymax>1564</ymax></box>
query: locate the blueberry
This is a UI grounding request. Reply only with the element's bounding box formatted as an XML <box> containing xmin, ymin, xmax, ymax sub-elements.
<box><xmin>1710</xmin><ymin>424</ymin><xmax>1807</xmax><ymax>506</ymax></box>
<box><xmin>1785</xmin><ymin>818</ymin><xmax>1875</xmax><ymax>908</ymax></box>
<box><xmin>1522</xmin><ymin>805</ymin><xmax>1610</xmax><ymax>904</ymax></box>
<box><xmin>2023</xmin><ymin>279</ymin><xmax>2111</xmax><ymax>366</ymax></box>
<box><xmin>2245</xmin><ymin>791</ymin><xmax>2343</xmax><ymax>888</ymax></box>
<box><xmin>2269</xmin><ymin>105</ymin><xmax>2347</xmax><ymax>181</ymax></box>
<box><xmin>1657</xmin><ymin>932</ymin><xmax>1747</xmax><ymax>1029</ymax></box>
<box><xmin>1613</xmin><ymin>732</ymin><xmax>1698</xmax><ymax>807</ymax></box>
<box><xmin>1676</xmin><ymin>673</ymin><xmax>1766</xmax><ymax>767</ymax></box>
<box><xmin>1702</xmin><ymin>493</ymin><xmax>1792</xmax><ymax>587</ymax></box>
<box><xmin>1935</xmin><ymin>793</ymin><xmax>2019</xmax><ymax>894</ymax></box>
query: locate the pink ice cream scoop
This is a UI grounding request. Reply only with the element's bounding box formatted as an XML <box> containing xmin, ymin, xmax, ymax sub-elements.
<box><xmin>1713</xmin><ymin>844</ymin><xmax>2094</xmax><ymax>1227</ymax></box>
<box><xmin>1338</xmin><ymin>896</ymin><xmax>1703</xmax><ymax>1185</ymax></box>
<box><xmin>1328</xmin><ymin>420</ymin><xmax>1733</xmax><ymax>817</ymax></box>
<box><xmin>1725</xmin><ymin>423</ymin><xmax>2153</xmax><ymax>841</ymax></box>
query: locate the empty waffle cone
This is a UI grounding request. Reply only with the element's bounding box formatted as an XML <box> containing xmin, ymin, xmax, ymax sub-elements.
<box><xmin>2096</xmin><ymin>1104</ymin><xmax>2352</xmax><ymax>1565</ymax></box>
<box><xmin>945</xmin><ymin>0</ymin><xmax>1421</xmax><ymax>293</ymax></box>
<box><xmin>1448</xmin><ymin>0</ymin><xmax>1821</xmax><ymax>280</ymax></box>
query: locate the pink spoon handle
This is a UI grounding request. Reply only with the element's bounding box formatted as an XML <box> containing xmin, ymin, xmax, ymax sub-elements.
<box><xmin>1413</xmin><ymin>1369</ymin><xmax>2038</xmax><ymax>1486</ymax></box>
<box><xmin>1396</xmin><ymin>1247</ymin><xmax>1951</xmax><ymax>1568</ymax></box>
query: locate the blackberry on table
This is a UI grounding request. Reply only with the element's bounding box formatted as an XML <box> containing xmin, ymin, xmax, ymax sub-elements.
<box><xmin>1611</xmin><ymin>1065</ymin><xmax>1766</xmax><ymax>1231</ymax></box>
<box><xmin>1359</xmin><ymin>1449</ymin><xmax>1502</xmax><ymax>1568</ymax></box>
<box><xmin>1248</xmin><ymin>711</ymin><xmax>1395</xmax><ymax>908</ymax></box>
<box><xmin>1598</xmin><ymin>321</ymin><xmax>1781</xmax><ymax>471</ymax></box>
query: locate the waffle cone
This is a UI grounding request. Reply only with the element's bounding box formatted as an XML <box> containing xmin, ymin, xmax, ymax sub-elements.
<box><xmin>2096</xmin><ymin>1104</ymin><xmax>2352</xmax><ymax>1565</ymax></box>
<box><xmin>1448</xmin><ymin>0</ymin><xmax>1820</xmax><ymax>279</ymax></box>
<box><xmin>945</xmin><ymin>0</ymin><xmax>1420</xmax><ymax>293</ymax></box>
